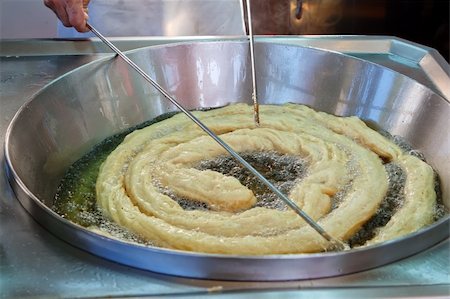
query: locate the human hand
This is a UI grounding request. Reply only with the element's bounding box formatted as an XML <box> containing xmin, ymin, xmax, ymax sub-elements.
<box><xmin>44</xmin><ymin>0</ymin><xmax>90</xmax><ymax>32</ymax></box>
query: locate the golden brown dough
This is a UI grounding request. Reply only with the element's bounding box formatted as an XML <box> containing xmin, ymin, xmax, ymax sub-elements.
<box><xmin>95</xmin><ymin>103</ymin><xmax>436</xmax><ymax>254</ymax></box>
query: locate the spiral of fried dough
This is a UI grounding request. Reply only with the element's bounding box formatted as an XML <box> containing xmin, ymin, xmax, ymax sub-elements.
<box><xmin>96</xmin><ymin>104</ymin><xmax>436</xmax><ymax>254</ymax></box>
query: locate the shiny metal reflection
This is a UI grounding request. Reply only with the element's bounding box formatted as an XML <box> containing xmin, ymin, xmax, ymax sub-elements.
<box><xmin>241</xmin><ymin>0</ymin><xmax>260</xmax><ymax>126</ymax></box>
<box><xmin>88</xmin><ymin>23</ymin><xmax>344</xmax><ymax>249</ymax></box>
<box><xmin>5</xmin><ymin>41</ymin><xmax>450</xmax><ymax>281</ymax></box>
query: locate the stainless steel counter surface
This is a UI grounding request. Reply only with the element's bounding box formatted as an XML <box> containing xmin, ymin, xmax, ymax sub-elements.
<box><xmin>1</xmin><ymin>37</ymin><xmax>449</xmax><ymax>298</ymax></box>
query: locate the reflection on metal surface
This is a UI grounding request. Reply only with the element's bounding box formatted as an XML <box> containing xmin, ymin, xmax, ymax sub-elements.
<box><xmin>241</xmin><ymin>0</ymin><xmax>260</xmax><ymax>126</ymax></box>
<box><xmin>4</xmin><ymin>41</ymin><xmax>449</xmax><ymax>281</ymax></box>
<box><xmin>89</xmin><ymin>24</ymin><xmax>337</xmax><ymax>244</ymax></box>
<box><xmin>1</xmin><ymin>37</ymin><xmax>449</xmax><ymax>298</ymax></box>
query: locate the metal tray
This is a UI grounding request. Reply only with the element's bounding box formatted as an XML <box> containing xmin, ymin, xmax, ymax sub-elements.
<box><xmin>2</xmin><ymin>38</ymin><xmax>447</xmax><ymax>294</ymax></box>
<box><xmin>5</xmin><ymin>40</ymin><xmax>450</xmax><ymax>281</ymax></box>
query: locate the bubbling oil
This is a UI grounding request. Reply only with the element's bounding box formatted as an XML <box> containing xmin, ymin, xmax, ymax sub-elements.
<box><xmin>197</xmin><ymin>152</ymin><xmax>307</xmax><ymax>210</ymax></box>
<box><xmin>53</xmin><ymin>112</ymin><xmax>178</xmax><ymax>243</ymax></box>
<box><xmin>53</xmin><ymin>110</ymin><xmax>447</xmax><ymax>248</ymax></box>
<box><xmin>348</xmin><ymin>163</ymin><xmax>406</xmax><ymax>247</ymax></box>
<box><xmin>153</xmin><ymin>152</ymin><xmax>306</xmax><ymax>211</ymax></box>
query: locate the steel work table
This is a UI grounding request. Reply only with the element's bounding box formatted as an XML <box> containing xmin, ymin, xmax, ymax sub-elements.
<box><xmin>1</xmin><ymin>36</ymin><xmax>449</xmax><ymax>298</ymax></box>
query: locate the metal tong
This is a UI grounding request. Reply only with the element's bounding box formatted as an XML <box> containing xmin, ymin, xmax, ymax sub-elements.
<box><xmin>241</xmin><ymin>0</ymin><xmax>260</xmax><ymax>127</ymax></box>
<box><xmin>87</xmin><ymin>22</ymin><xmax>345</xmax><ymax>251</ymax></box>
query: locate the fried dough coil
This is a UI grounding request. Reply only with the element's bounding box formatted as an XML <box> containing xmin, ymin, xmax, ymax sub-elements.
<box><xmin>96</xmin><ymin>104</ymin><xmax>436</xmax><ymax>254</ymax></box>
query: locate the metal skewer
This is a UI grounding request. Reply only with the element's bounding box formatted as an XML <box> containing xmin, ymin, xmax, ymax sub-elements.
<box><xmin>242</xmin><ymin>0</ymin><xmax>260</xmax><ymax>127</ymax></box>
<box><xmin>87</xmin><ymin>22</ymin><xmax>345</xmax><ymax>251</ymax></box>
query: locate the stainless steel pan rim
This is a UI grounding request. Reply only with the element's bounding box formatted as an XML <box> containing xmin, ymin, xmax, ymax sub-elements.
<box><xmin>4</xmin><ymin>40</ymin><xmax>449</xmax><ymax>281</ymax></box>
<box><xmin>5</xmin><ymin>172</ymin><xmax>450</xmax><ymax>281</ymax></box>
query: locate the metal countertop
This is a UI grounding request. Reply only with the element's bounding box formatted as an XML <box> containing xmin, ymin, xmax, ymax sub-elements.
<box><xmin>1</xmin><ymin>36</ymin><xmax>449</xmax><ymax>298</ymax></box>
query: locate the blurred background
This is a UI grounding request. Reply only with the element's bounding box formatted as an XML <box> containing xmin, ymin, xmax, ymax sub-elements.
<box><xmin>250</xmin><ymin>0</ymin><xmax>449</xmax><ymax>61</ymax></box>
<box><xmin>0</xmin><ymin>0</ymin><xmax>448</xmax><ymax>61</ymax></box>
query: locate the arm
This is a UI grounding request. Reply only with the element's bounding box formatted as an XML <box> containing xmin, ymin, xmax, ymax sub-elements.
<box><xmin>44</xmin><ymin>0</ymin><xmax>90</xmax><ymax>32</ymax></box>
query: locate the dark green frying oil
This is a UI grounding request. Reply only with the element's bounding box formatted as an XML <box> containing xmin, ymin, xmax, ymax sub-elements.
<box><xmin>53</xmin><ymin>109</ymin><xmax>446</xmax><ymax>247</ymax></box>
<box><xmin>53</xmin><ymin>112</ymin><xmax>178</xmax><ymax>227</ymax></box>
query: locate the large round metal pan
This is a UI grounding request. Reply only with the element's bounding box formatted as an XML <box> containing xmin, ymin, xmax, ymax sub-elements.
<box><xmin>5</xmin><ymin>41</ymin><xmax>450</xmax><ymax>281</ymax></box>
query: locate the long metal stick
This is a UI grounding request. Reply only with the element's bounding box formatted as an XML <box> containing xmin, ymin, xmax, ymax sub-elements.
<box><xmin>238</xmin><ymin>0</ymin><xmax>247</xmax><ymax>37</ymax></box>
<box><xmin>242</xmin><ymin>0</ymin><xmax>260</xmax><ymax>126</ymax></box>
<box><xmin>87</xmin><ymin>23</ymin><xmax>344</xmax><ymax>250</ymax></box>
